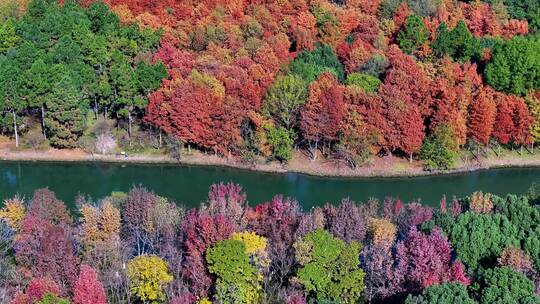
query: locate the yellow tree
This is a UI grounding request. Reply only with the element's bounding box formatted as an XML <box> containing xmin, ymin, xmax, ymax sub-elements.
<box><xmin>232</xmin><ymin>231</ymin><xmax>270</xmax><ymax>268</ymax></box>
<box><xmin>80</xmin><ymin>201</ymin><xmax>121</xmax><ymax>250</ymax></box>
<box><xmin>469</xmin><ymin>191</ymin><xmax>493</xmax><ymax>214</ymax></box>
<box><xmin>0</xmin><ymin>196</ymin><xmax>25</xmax><ymax>231</ymax></box>
<box><xmin>368</xmin><ymin>218</ymin><xmax>397</xmax><ymax>249</ymax></box>
<box><xmin>127</xmin><ymin>254</ymin><xmax>173</xmax><ymax>303</ymax></box>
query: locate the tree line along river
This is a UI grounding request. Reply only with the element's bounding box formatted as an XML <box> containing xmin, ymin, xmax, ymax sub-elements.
<box><xmin>1</xmin><ymin>160</ymin><xmax>540</xmax><ymax>210</ymax></box>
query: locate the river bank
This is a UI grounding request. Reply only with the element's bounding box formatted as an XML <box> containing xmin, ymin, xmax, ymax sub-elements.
<box><xmin>2</xmin><ymin>137</ymin><xmax>540</xmax><ymax>178</ymax></box>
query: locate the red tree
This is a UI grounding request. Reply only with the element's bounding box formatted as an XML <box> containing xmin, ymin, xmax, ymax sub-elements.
<box><xmin>146</xmin><ymin>78</ymin><xmax>243</xmax><ymax>155</ymax></box>
<box><xmin>493</xmin><ymin>94</ymin><xmax>515</xmax><ymax>145</ymax></box>
<box><xmin>299</xmin><ymin>72</ymin><xmax>346</xmax><ymax>158</ymax></box>
<box><xmin>181</xmin><ymin>210</ymin><xmax>234</xmax><ymax>298</ymax></box>
<box><xmin>395</xmin><ymin>227</ymin><xmax>470</xmax><ymax>291</ymax></box>
<box><xmin>11</xmin><ymin>277</ymin><xmax>62</xmax><ymax>304</ymax></box>
<box><xmin>27</xmin><ymin>189</ymin><xmax>72</xmax><ymax>226</ymax></box>
<box><xmin>73</xmin><ymin>265</ymin><xmax>107</xmax><ymax>304</ymax></box>
<box><xmin>512</xmin><ymin>98</ymin><xmax>533</xmax><ymax>147</ymax></box>
<box><xmin>14</xmin><ymin>216</ymin><xmax>79</xmax><ymax>292</ymax></box>
<box><xmin>400</xmin><ymin>106</ymin><xmax>425</xmax><ymax>162</ymax></box>
<box><xmin>468</xmin><ymin>88</ymin><xmax>496</xmax><ymax>145</ymax></box>
<box><xmin>378</xmin><ymin>45</ymin><xmax>431</xmax><ymax>157</ymax></box>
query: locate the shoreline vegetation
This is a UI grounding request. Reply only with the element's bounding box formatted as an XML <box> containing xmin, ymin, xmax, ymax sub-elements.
<box><xmin>2</xmin><ymin>0</ymin><xmax>540</xmax><ymax>181</ymax></box>
<box><xmin>3</xmin><ymin>137</ymin><xmax>540</xmax><ymax>178</ymax></box>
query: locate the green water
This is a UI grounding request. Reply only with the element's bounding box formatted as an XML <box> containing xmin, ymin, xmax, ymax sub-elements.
<box><xmin>1</xmin><ymin>160</ymin><xmax>539</xmax><ymax>210</ymax></box>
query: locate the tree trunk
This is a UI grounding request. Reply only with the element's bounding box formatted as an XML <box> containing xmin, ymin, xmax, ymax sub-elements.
<box><xmin>409</xmin><ymin>152</ymin><xmax>413</xmax><ymax>162</ymax></box>
<box><xmin>158</xmin><ymin>129</ymin><xmax>162</xmax><ymax>148</ymax></box>
<box><xmin>94</xmin><ymin>97</ymin><xmax>98</xmax><ymax>120</ymax></box>
<box><xmin>310</xmin><ymin>141</ymin><xmax>318</xmax><ymax>161</ymax></box>
<box><xmin>41</xmin><ymin>104</ymin><xmax>46</xmax><ymax>139</ymax></box>
<box><xmin>521</xmin><ymin>145</ymin><xmax>523</xmax><ymax>155</ymax></box>
<box><xmin>12</xmin><ymin>110</ymin><xmax>18</xmax><ymax>148</ymax></box>
<box><xmin>128</xmin><ymin>111</ymin><xmax>132</xmax><ymax>147</ymax></box>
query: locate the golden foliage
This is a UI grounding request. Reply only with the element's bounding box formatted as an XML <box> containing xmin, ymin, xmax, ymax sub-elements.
<box><xmin>127</xmin><ymin>255</ymin><xmax>173</xmax><ymax>303</ymax></box>
<box><xmin>469</xmin><ymin>191</ymin><xmax>493</xmax><ymax>214</ymax></box>
<box><xmin>0</xmin><ymin>196</ymin><xmax>25</xmax><ymax>230</ymax></box>
<box><xmin>80</xmin><ymin>201</ymin><xmax>121</xmax><ymax>249</ymax></box>
<box><xmin>368</xmin><ymin>218</ymin><xmax>396</xmax><ymax>249</ymax></box>
<box><xmin>232</xmin><ymin>231</ymin><xmax>267</xmax><ymax>255</ymax></box>
<box><xmin>498</xmin><ymin>246</ymin><xmax>534</xmax><ymax>273</ymax></box>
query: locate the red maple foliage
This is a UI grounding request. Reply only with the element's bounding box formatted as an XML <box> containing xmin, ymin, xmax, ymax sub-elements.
<box><xmin>73</xmin><ymin>265</ymin><xmax>107</xmax><ymax>304</ymax></box>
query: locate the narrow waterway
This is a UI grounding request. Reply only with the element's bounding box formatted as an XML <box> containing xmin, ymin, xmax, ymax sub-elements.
<box><xmin>1</xmin><ymin>160</ymin><xmax>539</xmax><ymax>210</ymax></box>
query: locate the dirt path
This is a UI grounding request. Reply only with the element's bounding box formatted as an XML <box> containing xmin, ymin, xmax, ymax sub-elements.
<box><xmin>2</xmin><ymin>137</ymin><xmax>540</xmax><ymax>177</ymax></box>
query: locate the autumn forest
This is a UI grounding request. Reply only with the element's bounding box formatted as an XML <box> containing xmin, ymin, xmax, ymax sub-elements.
<box><xmin>1</xmin><ymin>0</ymin><xmax>540</xmax><ymax>303</ymax></box>
<box><xmin>0</xmin><ymin>183</ymin><xmax>539</xmax><ymax>303</ymax></box>
<box><xmin>2</xmin><ymin>0</ymin><xmax>540</xmax><ymax>170</ymax></box>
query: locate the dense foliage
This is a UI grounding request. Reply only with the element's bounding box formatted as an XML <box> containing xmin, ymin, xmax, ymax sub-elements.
<box><xmin>1</xmin><ymin>0</ymin><xmax>540</xmax><ymax>171</ymax></box>
<box><xmin>1</xmin><ymin>183</ymin><xmax>539</xmax><ymax>303</ymax></box>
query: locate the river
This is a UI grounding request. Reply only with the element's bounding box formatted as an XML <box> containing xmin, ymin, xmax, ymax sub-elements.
<box><xmin>1</xmin><ymin>160</ymin><xmax>539</xmax><ymax>210</ymax></box>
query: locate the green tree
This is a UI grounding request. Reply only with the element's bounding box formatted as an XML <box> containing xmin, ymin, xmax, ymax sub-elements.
<box><xmin>0</xmin><ymin>18</ymin><xmax>20</xmax><ymax>54</ymax></box>
<box><xmin>491</xmin><ymin>194</ymin><xmax>540</xmax><ymax>270</ymax></box>
<box><xmin>109</xmin><ymin>51</ymin><xmax>166</xmax><ymax>145</ymax></box>
<box><xmin>262</xmin><ymin>74</ymin><xmax>308</xmax><ymax>129</ymax></box>
<box><xmin>265</xmin><ymin>125</ymin><xmax>295</xmax><ymax>162</ymax></box>
<box><xmin>24</xmin><ymin>58</ymin><xmax>53</xmax><ymax>139</ymax></box>
<box><xmin>397</xmin><ymin>14</ymin><xmax>429</xmax><ymax>54</ymax></box>
<box><xmin>290</xmin><ymin>43</ymin><xmax>345</xmax><ymax>83</ymax></box>
<box><xmin>420</xmin><ymin>125</ymin><xmax>458</xmax><ymax>170</ymax></box>
<box><xmin>45</xmin><ymin>74</ymin><xmax>88</xmax><ymax>148</ymax></box>
<box><xmin>206</xmin><ymin>239</ymin><xmax>260</xmax><ymax>304</ymax></box>
<box><xmin>432</xmin><ymin>21</ymin><xmax>481</xmax><ymax>62</ymax></box>
<box><xmin>404</xmin><ymin>283</ymin><xmax>476</xmax><ymax>304</ymax></box>
<box><xmin>346</xmin><ymin>73</ymin><xmax>381</xmax><ymax>93</ymax></box>
<box><xmin>485</xmin><ymin>0</ymin><xmax>540</xmax><ymax>25</ymax></box>
<box><xmin>432</xmin><ymin>212</ymin><xmax>519</xmax><ymax>270</ymax></box>
<box><xmin>480</xmin><ymin>267</ymin><xmax>540</xmax><ymax>304</ymax></box>
<box><xmin>0</xmin><ymin>57</ymin><xmax>25</xmax><ymax>147</ymax></box>
<box><xmin>294</xmin><ymin>229</ymin><xmax>365</xmax><ymax>304</ymax></box>
<box><xmin>485</xmin><ymin>36</ymin><xmax>540</xmax><ymax>96</ymax></box>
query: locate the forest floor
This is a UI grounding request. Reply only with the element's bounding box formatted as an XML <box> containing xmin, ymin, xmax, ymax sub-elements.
<box><xmin>2</xmin><ymin>136</ymin><xmax>540</xmax><ymax>177</ymax></box>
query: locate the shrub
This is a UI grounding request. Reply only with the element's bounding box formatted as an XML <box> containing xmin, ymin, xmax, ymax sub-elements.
<box><xmin>420</xmin><ymin>125</ymin><xmax>458</xmax><ymax>170</ymax></box>
<box><xmin>95</xmin><ymin>133</ymin><xmax>116</xmax><ymax>154</ymax></box>
<box><xmin>265</xmin><ymin>125</ymin><xmax>295</xmax><ymax>162</ymax></box>
<box><xmin>164</xmin><ymin>135</ymin><xmax>184</xmax><ymax>160</ymax></box>
<box><xmin>24</xmin><ymin>130</ymin><xmax>47</xmax><ymax>150</ymax></box>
